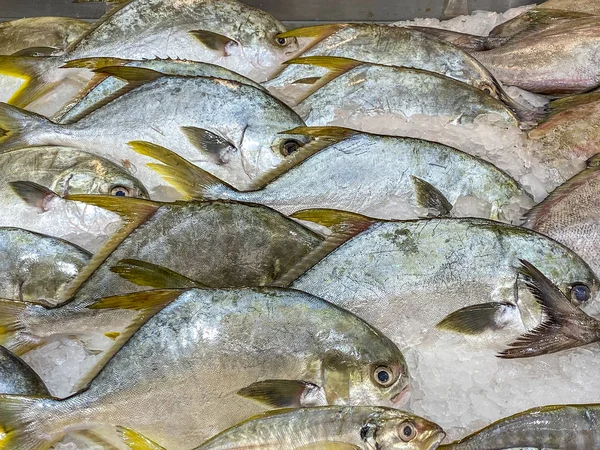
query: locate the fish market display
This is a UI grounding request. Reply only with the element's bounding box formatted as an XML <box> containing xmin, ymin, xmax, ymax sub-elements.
<box><xmin>0</xmin><ymin>146</ymin><xmax>148</xmax><ymax>251</ymax></box>
<box><xmin>0</xmin><ymin>346</ymin><xmax>49</xmax><ymax>396</ymax></box>
<box><xmin>525</xmin><ymin>158</ymin><xmax>600</xmax><ymax>277</ymax></box>
<box><xmin>290</xmin><ymin>57</ymin><xmax>519</xmax><ymax>127</ymax></box>
<box><xmin>1</xmin><ymin>2</ymin><xmax>600</xmax><ymax>449</ymax></box>
<box><xmin>133</xmin><ymin>133</ymin><xmax>531</xmax><ymax>221</ymax></box>
<box><xmin>0</xmin><ymin>288</ymin><xmax>408</xmax><ymax>448</ymax></box>
<box><xmin>116</xmin><ymin>406</ymin><xmax>445</xmax><ymax>450</ymax></box>
<box><xmin>440</xmin><ymin>404</ymin><xmax>600</xmax><ymax>449</ymax></box>
<box><xmin>0</xmin><ymin>227</ymin><xmax>90</xmax><ymax>305</ymax></box>
<box><xmin>288</xmin><ymin>212</ymin><xmax>599</xmax><ymax>356</ymax></box>
<box><xmin>0</xmin><ymin>17</ymin><xmax>91</xmax><ymax>55</ymax></box>
<box><xmin>0</xmin><ymin>73</ymin><xmax>311</xmax><ymax>196</ymax></box>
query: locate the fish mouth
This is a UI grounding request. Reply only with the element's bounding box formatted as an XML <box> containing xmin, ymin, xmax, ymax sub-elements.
<box><xmin>391</xmin><ymin>384</ymin><xmax>410</xmax><ymax>405</ymax></box>
<box><xmin>425</xmin><ymin>430</ymin><xmax>446</xmax><ymax>450</ymax></box>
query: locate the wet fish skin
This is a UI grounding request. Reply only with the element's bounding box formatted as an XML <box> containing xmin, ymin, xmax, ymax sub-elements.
<box><xmin>0</xmin><ymin>346</ymin><xmax>49</xmax><ymax>396</ymax></box>
<box><xmin>539</xmin><ymin>0</ymin><xmax>600</xmax><ymax>14</ymax></box>
<box><xmin>524</xmin><ymin>159</ymin><xmax>600</xmax><ymax>279</ymax></box>
<box><xmin>118</xmin><ymin>406</ymin><xmax>445</xmax><ymax>450</ymax></box>
<box><xmin>55</xmin><ymin>57</ymin><xmax>265</xmax><ymax>123</ymax></box>
<box><xmin>135</xmin><ymin>131</ymin><xmax>531</xmax><ymax>221</ymax></box>
<box><xmin>0</xmin><ymin>17</ymin><xmax>90</xmax><ymax>55</ymax></box>
<box><xmin>0</xmin><ymin>146</ymin><xmax>149</xmax><ymax>252</ymax></box>
<box><xmin>0</xmin><ymin>288</ymin><xmax>410</xmax><ymax>449</ymax></box>
<box><xmin>440</xmin><ymin>404</ymin><xmax>600</xmax><ymax>449</ymax></box>
<box><xmin>293</xmin><ymin>61</ymin><xmax>518</xmax><ymax>127</ymax></box>
<box><xmin>289</xmin><ymin>214</ymin><xmax>599</xmax><ymax>353</ymax></box>
<box><xmin>0</xmin><ymin>227</ymin><xmax>90</xmax><ymax>306</ymax></box>
<box><xmin>0</xmin><ymin>74</ymin><xmax>309</xmax><ymax>197</ymax></box>
<box><xmin>264</xmin><ymin>24</ymin><xmax>504</xmax><ymax>106</ymax></box>
<box><xmin>473</xmin><ymin>23</ymin><xmax>600</xmax><ymax>95</ymax></box>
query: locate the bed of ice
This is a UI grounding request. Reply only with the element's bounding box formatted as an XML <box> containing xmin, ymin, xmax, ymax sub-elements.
<box><xmin>25</xmin><ymin>4</ymin><xmax>598</xmax><ymax>449</ymax></box>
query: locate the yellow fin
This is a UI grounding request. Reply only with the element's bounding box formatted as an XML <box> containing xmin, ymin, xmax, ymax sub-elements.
<box><xmin>110</xmin><ymin>258</ymin><xmax>205</xmax><ymax>289</ymax></box>
<box><xmin>0</xmin><ymin>55</ymin><xmax>60</xmax><ymax>109</ymax></box>
<box><xmin>277</xmin><ymin>24</ymin><xmax>346</xmax><ymax>40</ymax></box>
<box><xmin>298</xmin><ymin>443</ymin><xmax>360</xmax><ymax>450</ymax></box>
<box><xmin>58</xmin><ymin>196</ymin><xmax>161</xmax><ymax>300</ymax></box>
<box><xmin>0</xmin><ymin>300</ymin><xmax>44</xmax><ymax>355</ymax></box>
<box><xmin>437</xmin><ymin>302</ymin><xmax>514</xmax><ymax>334</ymax></box>
<box><xmin>104</xmin><ymin>332</ymin><xmax>120</xmax><ymax>340</ymax></box>
<box><xmin>116</xmin><ymin>426</ymin><xmax>165</xmax><ymax>450</ymax></box>
<box><xmin>62</xmin><ymin>57</ymin><xmax>130</xmax><ymax>70</ymax></box>
<box><xmin>93</xmin><ymin>66</ymin><xmax>163</xmax><ymax>84</ymax></box>
<box><xmin>283</xmin><ymin>56</ymin><xmax>363</xmax><ymax>103</ymax></box>
<box><xmin>89</xmin><ymin>289</ymin><xmax>184</xmax><ymax>312</ymax></box>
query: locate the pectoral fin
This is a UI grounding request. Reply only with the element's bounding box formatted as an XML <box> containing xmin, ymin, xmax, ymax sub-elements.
<box><xmin>237</xmin><ymin>380</ymin><xmax>325</xmax><ymax>408</ymax></box>
<box><xmin>181</xmin><ymin>126</ymin><xmax>237</xmax><ymax>163</ymax></box>
<box><xmin>298</xmin><ymin>444</ymin><xmax>360</xmax><ymax>450</ymax></box>
<box><xmin>116</xmin><ymin>426</ymin><xmax>165</xmax><ymax>450</ymax></box>
<box><xmin>189</xmin><ymin>30</ymin><xmax>238</xmax><ymax>56</ymax></box>
<box><xmin>110</xmin><ymin>259</ymin><xmax>204</xmax><ymax>289</ymax></box>
<box><xmin>12</xmin><ymin>47</ymin><xmax>58</xmax><ymax>57</ymax></box>
<box><xmin>9</xmin><ymin>181</ymin><xmax>59</xmax><ymax>212</ymax></box>
<box><xmin>437</xmin><ymin>302</ymin><xmax>517</xmax><ymax>334</ymax></box>
<box><xmin>411</xmin><ymin>176</ymin><xmax>452</xmax><ymax>216</ymax></box>
<box><xmin>499</xmin><ymin>260</ymin><xmax>600</xmax><ymax>358</ymax></box>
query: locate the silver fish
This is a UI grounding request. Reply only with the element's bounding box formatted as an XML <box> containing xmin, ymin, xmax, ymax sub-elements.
<box><xmin>0</xmin><ymin>287</ymin><xmax>409</xmax><ymax>449</ymax></box>
<box><xmin>0</xmin><ymin>146</ymin><xmax>148</xmax><ymax>252</ymax></box>
<box><xmin>130</xmin><ymin>130</ymin><xmax>531</xmax><ymax>222</ymax></box>
<box><xmin>0</xmin><ymin>72</ymin><xmax>311</xmax><ymax>197</ymax></box>
<box><xmin>539</xmin><ymin>0</ymin><xmax>600</xmax><ymax>14</ymax></box>
<box><xmin>285</xmin><ymin>211</ymin><xmax>600</xmax><ymax>357</ymax></box>
<box><xmin>0</xmin><ymin>346</ymin><xmax>48</xmax><ymax>396</ymax></box>
<box><xmin>0</xmin><ymin>227</ymin><xmax>90</xmax><ymax>306</ymax></box>
<box><xmin>117</xmin><ymin>406</ymin><xmax>445</xmax><ymax>450</ymax></box>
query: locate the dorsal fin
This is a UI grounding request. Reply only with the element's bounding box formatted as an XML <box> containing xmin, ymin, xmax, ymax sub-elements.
<box><xmin>58</xmin><ymin>196</ymin><xmax>162</xmax><ymax>300</ymax></box>
<box><xmin>272</xmin><ymin>209</ymin><xmax>377</xmax><ymax>287</ymax></box>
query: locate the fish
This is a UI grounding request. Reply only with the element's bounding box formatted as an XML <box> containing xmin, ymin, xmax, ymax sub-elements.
<box><xmin>539</xmin><ymin>0</ymin><xmax>600</xmax><ymax>14</ymax></box>
<box><xmin>0</xmin><ymin>0</ymin><xmax>298</xmax><ymax>115</ymax></box>
<box><xmin>526</xmin><ymin>93</ymin><xmax>600</xmax><ymax>190</ymax></box>
<box><xmin>0</xmin><ymin>71</ymin><xmax>313</xmax><ymax>197</ymax></box>
<box><xmin>524</xmin><ymin>156</ymin><xmax>600</xmax><ymax>278</ymax></box>
<box><xmin>472</xmin><ymin>22</ymin><xmax>600</xmax><ymax>95</ymax></box>
<box><xmin>280</xmin><ymin>210</ymin><xmax>600</xmax><ymax>357</ymax></box>
<box><xmin>0</xmin><ymin>17</ymin><xmax>91</xmax><ymax>55</ymax></box>
<box><xmin>440</xmin><ymin>404</ymin><xmax>600</xmax><ymax>449</ymax></box>
<box><xmin>0</xmin><ymin>198</ymin><xmax>324</xmax><ymax>358</ymax></box>
<box><xmin>130</xmin><ymin>129</ymin><xmax>532</xmax><ymax>222</ymax></box>
<box><xmin>54</xmin><ymin>57</ymin><xmax>265</xmax><ymax>123</ymax></box>
<box><xmin>284</xmin><ymin>57</ymin><xmax>519</xmax><ymax>127</ymax></box>
<box><xmin>262</xmin><ymin>24</ymin><xmax>512</xmax><ymax>108</ymax></box>
<box><xmin>0</xmin><ymin>227</ymin><xmax>90</xmax><ymax>306</ymax></box>
<box><xmin>0</xmin><ymin>346</ymin><xmax>49</xmax><ymax>396</ymax></box>
<box><xmin>116</xmin><ymin>406</ymin><xmax>445</xmax><ymax>450</ymax></box>
<box><xmin>0</xmin><ymin>146</ymin><xmax>149</xmax><ymax>252</ymax></box>
<box><xmin>0</xmin><ymin>287</ymin><xmax>410</xmax><ymax>449</ymax></box>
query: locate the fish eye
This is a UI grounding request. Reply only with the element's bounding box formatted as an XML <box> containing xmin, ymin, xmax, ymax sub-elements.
<box><xmin>280</xmin><ymin>139</ymin><xmax>301</xmax><ymax>156</ymax></box>
<box><xmin>397</xmin><ymin>421</ymin><xmax>417</xmax><ymax>442</ymax></box>
<box><xmin>372</xmin><ymin>366</ymin><xmax>395</xmax><ymax>387</ymax></box>
<box><xmin>570</xmin><ymin>284</ymin><xmax>591</xmax><ymax>303</ymax></box>
<box><xmin>276</xmin><ymin>36</ymin><xmax>288</xmax><ymax>46</ymax></box>
<box><xmin>110</xmin><ymin>186</ymin><xmax>131</xmax><ymax>197</ymax></box>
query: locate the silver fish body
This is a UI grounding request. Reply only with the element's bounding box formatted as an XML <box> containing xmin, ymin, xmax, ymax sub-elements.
<box><xmin>539</xmin><ymin>0</ymin><xmax>600</xmax><ymax>14</ymax></box>
<box><xmin>441</xmin><ymin>404</ymin><xmax>600</xmax><ymax>450</ymax></box>
<box><xmin>0</xmin><ymin>227</ymin><xmax>90</xmax><ymax>305</ymax></box>
<box><xmin>0</xmin><ymin>288</ymin><xmax>409</xmax><ymax>449</ymax></box>
<box><xmin>0</xmin><ymin>346</ymin><xmax>48</xmax><ymax>396</ymax></box>
<box><xmin>0</xmin><ymin>146</ymin><xmax>148</xmax><ymax>252</ymax></box>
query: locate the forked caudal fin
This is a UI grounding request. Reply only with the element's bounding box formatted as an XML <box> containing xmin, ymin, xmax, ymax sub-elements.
<box><xmin>501</xmin><ymin>260</ymin><xmax>600</xmax><ymax>358</ymax></box>
<box><xmin>0</xmin><ymin>103</ymin><xmax>55</xmax><ymax>152</ymax></box>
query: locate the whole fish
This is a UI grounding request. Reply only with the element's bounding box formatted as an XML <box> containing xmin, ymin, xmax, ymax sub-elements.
<box><xmin>54</xmin><ymin>57</ymin><xmax>265</xmax><ymax>123</ymax></box>
<box><xmin>0</xmin><ymin>146</ymin><xmax>149</xmax><ymax>252</ymax></box>
<box><xmin>440</xmin><ymin>404</ymin><xmax>600</xmax><ymax>449</ymax></box>
<box><xmin>0</xmin><ymin>17</ymin><xmax>91</xmax><ymax>55</ymax></box>
<box><xmin>0</xmin><ymin>0</ymin><xmax>298</xmax><ymax>115</ymax></box>
<box><xmin>117</xmin><ymin>406</ymin><xmax>445</xmax><ymax>450</ymax></box>
<box><xmin>0</xmin><ymin>198</ymin><xmax>323</xmax><ymax>357</ymax></box>
<box><xmin>284</xmin><ymin>211</ymin><xmax>600</xmax><ymax>357</ymax></box>
<box><xmin>0</xmin><ymin>346</ymin><xmax>49</xmax><ymax>396</ymax></box>
<box><xmin>0</xmin><ymin>227</ymin><xmax>90</xmax><ymax>305</ymax></box>
<box><xmin>473</xmin><ymin>22</ymin><xmax>600</xmax><ymax>94</ymax></box>
<box><xmin>263</xmin><ymin>24</ymin><xmax>512</xmax><ymax>108</ymax></box>
<box><xmin>131</xmin><ymin>129</ymin><xmax>531</xmax><ymax>222</ymax></box>
<box><xmin>524</xmin><ymin>157</ymin><xmax>600</xmax><ymax>277</ymax></box>
<box><xmin>0</xmin><ymin>72</ymin><xmax>312</xmax><ymax>196</ymax></box>
<box><xmin>286</xmin><ymin>57</ymin><xmax>518</xmax><ymax>127</ymax></box>
<box><xmin>539</xmin><ymin>0</ymin><xmax>600</xmax><ymax>14</ymax></box>
<box><xmin>0</xmin><ymin>287</ymin><xmax>409</xmax><ymax>449</ymax></box>
<box><xmin>527</xmin><ymin>93</ymin><xmax>600</xmax><ymax>190</ymax></box>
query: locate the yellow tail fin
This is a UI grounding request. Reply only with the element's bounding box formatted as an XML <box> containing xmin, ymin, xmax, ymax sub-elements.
<box><xmin>0</xmin><ymin>56</ymin><xmax>62</xmax><ymax>109</ymax></box>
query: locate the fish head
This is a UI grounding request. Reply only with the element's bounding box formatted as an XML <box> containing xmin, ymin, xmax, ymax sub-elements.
<box><xmin>361</xmin><ymin>409</ymin><xmax>445</xmax><ymax>450</ymax></box>
<box><xmin>51</xmin><ymin>154</ymin><xmax>150</xmax><ymax>199</ymax></box>
<box><xmin>241</xmin><ymin>28</ymin><xmax>300</xmax><ymax>82</ymax></box>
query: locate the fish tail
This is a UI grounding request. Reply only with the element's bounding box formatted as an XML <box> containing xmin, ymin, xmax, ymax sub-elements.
<box><xmin>0</xmin><ymin>55</ymin><xmax>63</xmax><ymax>109</ymax></box>
<box><xmin>0</xmin><ymin>395</ymin><xmax>66</xmax><ymax>450</ymax></box>
<box><xmin>495</xmin><ymin>85</ymin><xmax>547</xmax><ymax>129</ymax></box>
<box><xmin>0</xmin><ymin>102</ymin><xmax>56</xmax><ymax>152</ymax></box>
<box><xmin>0</xmin><ymin>300</ymin><xmax>47</xmax><ymax>355</ymax></box>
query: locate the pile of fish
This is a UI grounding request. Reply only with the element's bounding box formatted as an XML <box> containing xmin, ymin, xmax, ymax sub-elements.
<box><xmin>0</xmin><ymin>0</ymin><xmax>600</xmax><ymax>448</ymax></box>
